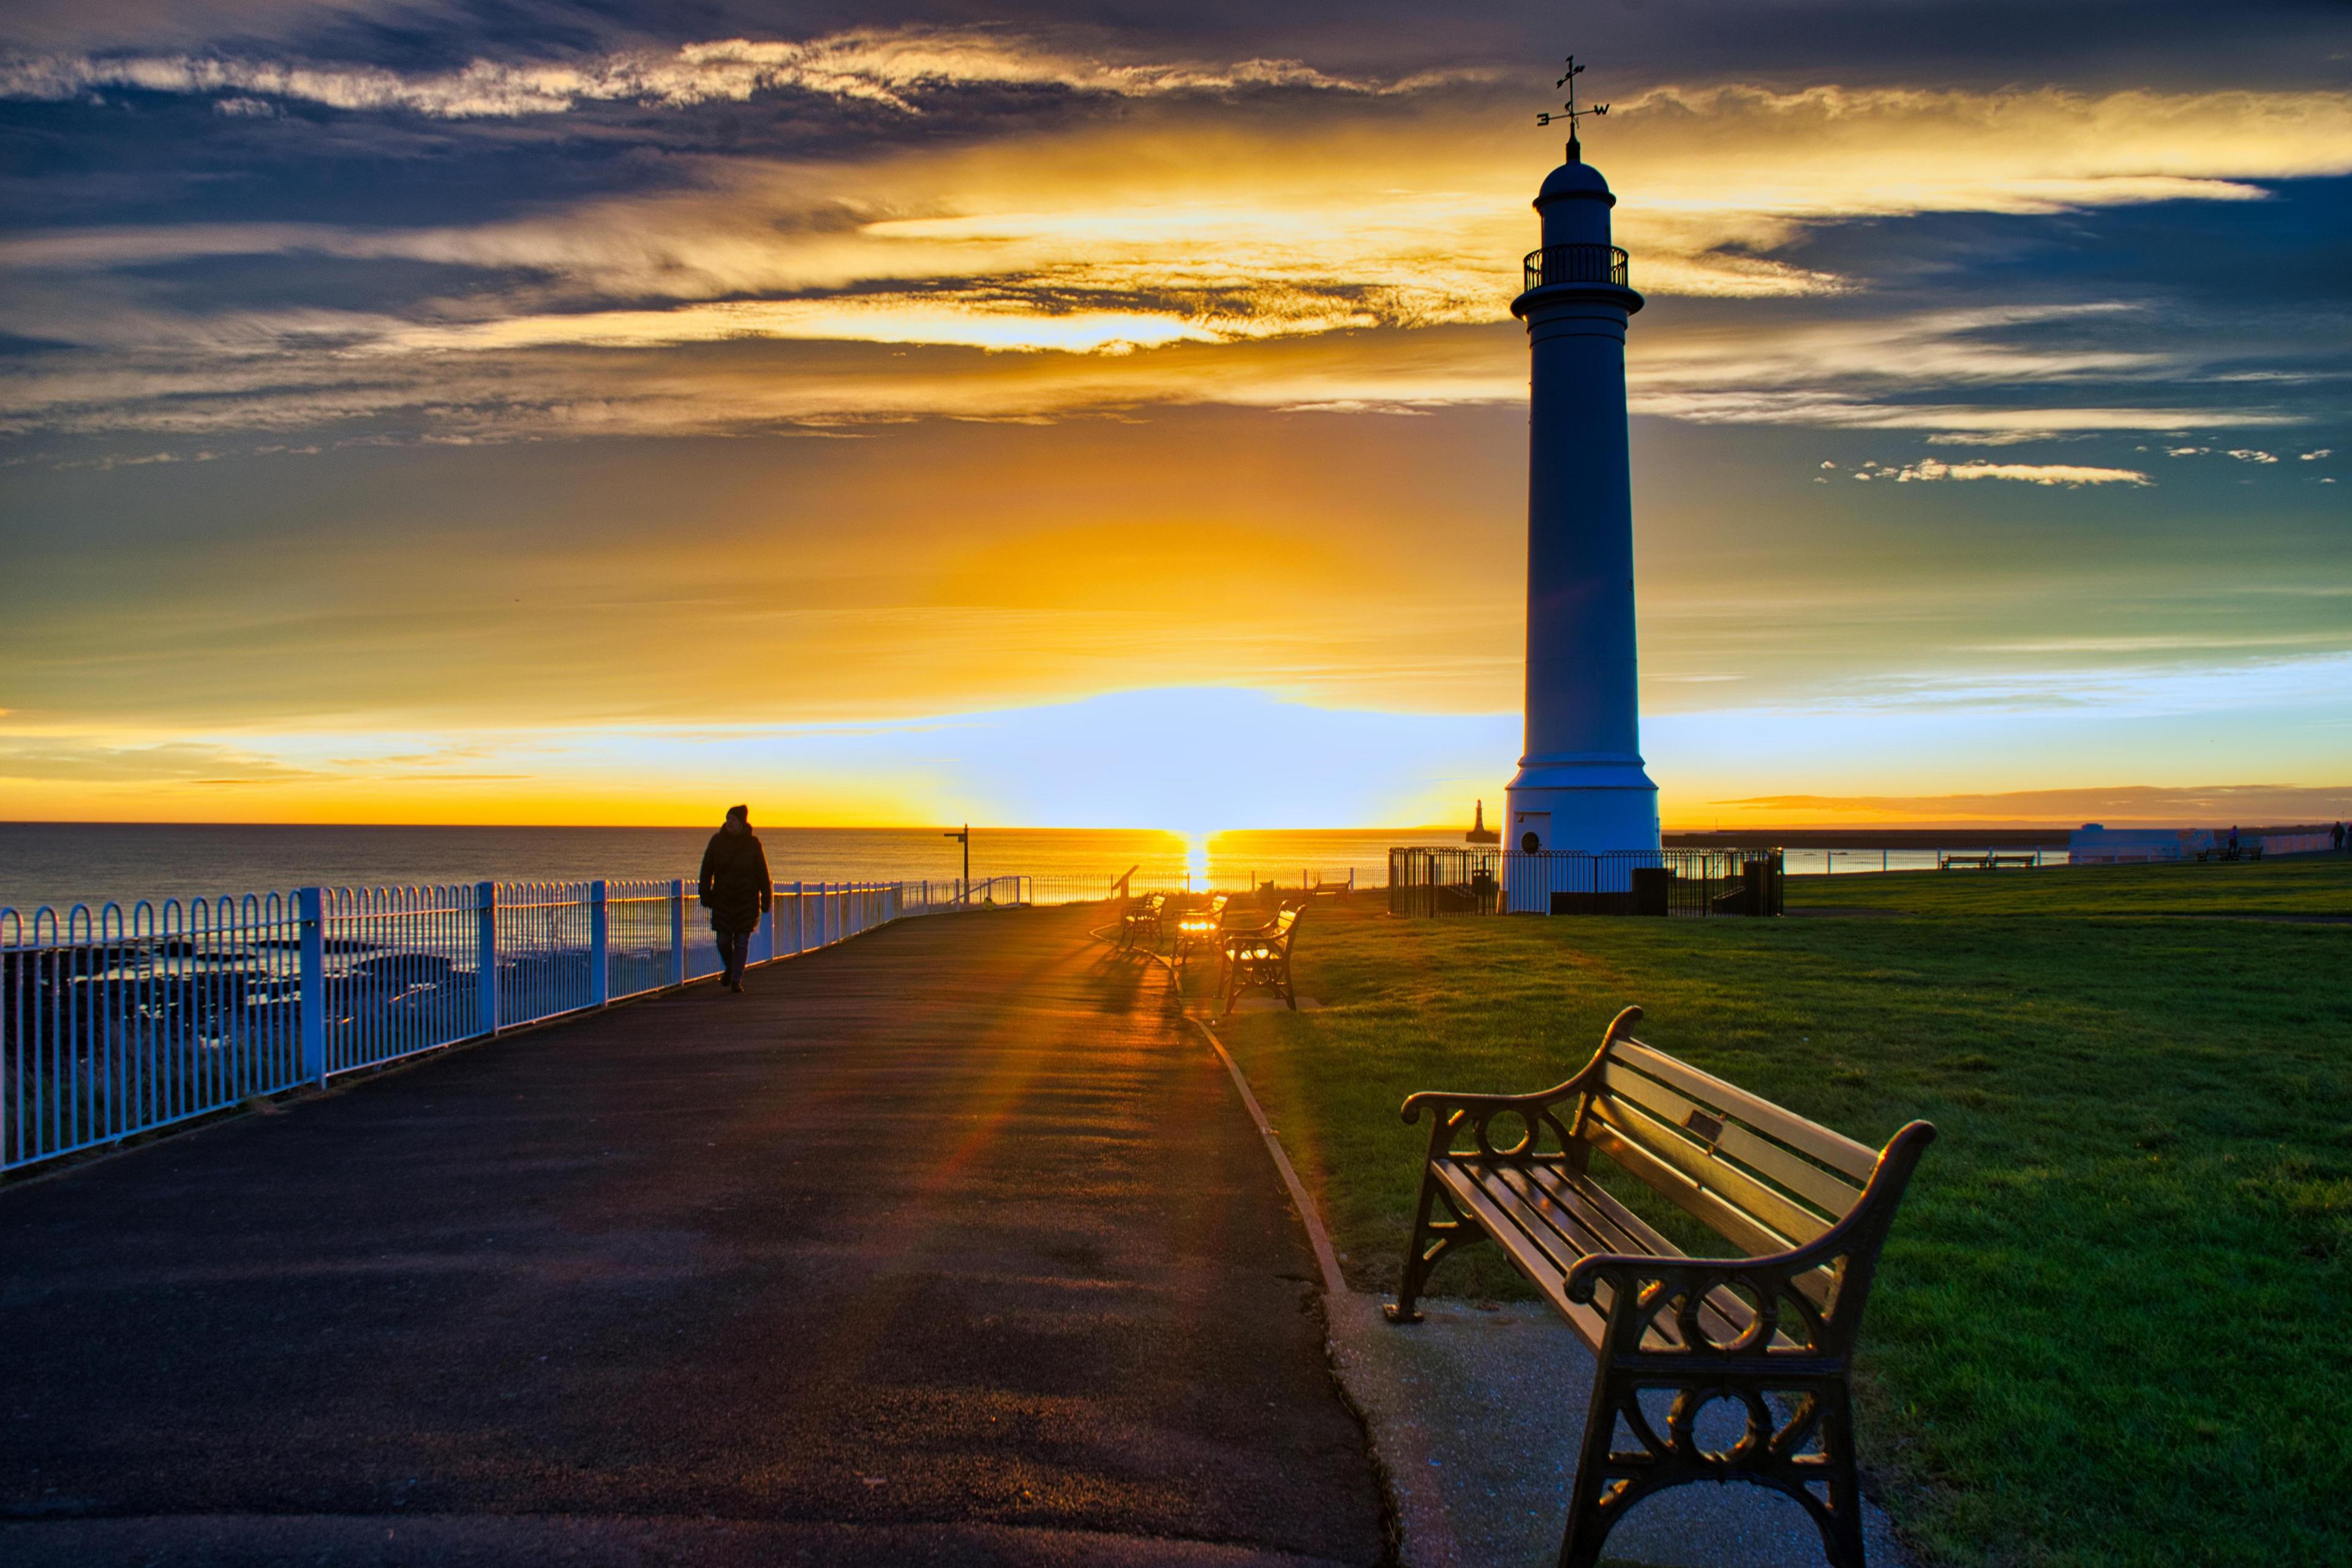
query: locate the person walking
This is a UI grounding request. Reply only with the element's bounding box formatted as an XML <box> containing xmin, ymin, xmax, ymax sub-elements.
<box><xmin>2334</xmin><ymin>821</ymin><xmax>2345</xmax><ymax>853</ymax></box>
<box><xmin>698</xmin><ymin>804</ymin><xmax>772</xmax><ymax>993</ymax></box>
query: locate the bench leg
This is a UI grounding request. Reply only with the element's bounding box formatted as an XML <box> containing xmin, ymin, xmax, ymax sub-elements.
<box><xmin>1559</xmin><ymin>1370</ymin><xmax>1871</xmax><ymax>1568</ymax></box>
<box><xmin>1559</xmin><ymin>1360</ymin><xmax>1632</xmax><ymax>1568</ymax></box>
<box><xmin>1809</xmin><ymin>1381</ymin><xmax>1869</xmax><ymax>1568</ymax></box>
<box><xmin>1384</xmin><ymin>1175</ymin><xmax>1480</xmax><ymax>1324</ymax></box>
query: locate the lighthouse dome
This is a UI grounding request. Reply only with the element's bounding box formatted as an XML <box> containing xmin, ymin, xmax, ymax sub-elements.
<box><xmin>1534</xmin><ymin>150</ymin><xmax>1615</xmax><ymax>247</ymax></box>
<box><xmin>1535</xmin><ymin>156</ymin><xmax>1613</xmax><ymax>206</ymax></box>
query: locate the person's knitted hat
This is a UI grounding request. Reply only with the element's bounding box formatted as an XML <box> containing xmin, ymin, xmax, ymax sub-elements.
<box><xmin>725</xmin><ymin>804</ymin><xmax>749</xmax><ymax>824</ymax></box>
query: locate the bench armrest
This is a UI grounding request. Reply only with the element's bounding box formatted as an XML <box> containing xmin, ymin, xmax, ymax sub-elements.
<box><xmin>1400</xmin><ymin>1085</ymin><xmax>1581</xmax><ymax>1123</ymax></box>
<box><xmin>1563</xmin><ymin>1118</ymin><xmax>1937</xmax><ymax>1359</ymax></box>
<box><xmin>1563</xmin><ymin>1248</ymin><xmax>1833</xmax><ymax>1359</ymax></box>
<box><xmin>1396</xmin><ymin>1005</ymin><xmax>1644</xmax><ymax>1125</ymax></box>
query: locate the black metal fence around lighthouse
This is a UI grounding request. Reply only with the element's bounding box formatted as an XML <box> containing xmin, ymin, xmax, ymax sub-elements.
<box><xmin>1388</xmin><ymin>847</ymin><xmax>1784</xmax><ymax>918</ymax></box>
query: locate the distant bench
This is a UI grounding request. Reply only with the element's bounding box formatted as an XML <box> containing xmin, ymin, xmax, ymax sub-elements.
<box><xmin>1386</xmin><ymin>1006</ymin><xmax>1935</xmax><ymax>1568</ymax></box>
<box><xmin>1115</xmin><ymin>892</ymin><xmax>1166</xmax><ymax>951</ymax></box>
<box><xmin>1219</xmin><ymin>906</ymin><xmax>1299</xmax><ymax>1015</ymax></box>
<box><xmin>2195</xmin><ymin>845</ymin><xmax>2264</xmax><ymax>863</ymax></box>
<box><xmin>1937</xmin><ymin>851</ymin><xmax>2037</xmax><ymax>870</ymax></box>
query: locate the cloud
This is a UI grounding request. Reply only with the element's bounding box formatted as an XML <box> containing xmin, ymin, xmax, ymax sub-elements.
<box><xmin>2303</xmin><ymin>448</ymin><xmax>2334</xmax><ymax>460</ymax></box>
<box><xmin>4</xmin><ymin>63</ymin><xmax>2347</xmax><ymax>443</ymax></box>
<box><xmin>1607</xmin><ymin>83</ymin><xmax>2352</xmax><ymax>216</ymax></box>
<box><xmin>0</xmin><ymin>30</ymin><xmax>1474</xmax><ymax>119</ymax></box>
<box><xmin>1866</xmin><ymin>458</ymin><xmax>2153</xmax><ymax>487</ymax></box>
<box><xmin>0</xmin><ymin>737</ymin><xmax>317</xmax><ymax>783</ymax></box>
<box><xmin>1624</xmin><ymin>391</ymin><xmax>2290</xmax><ymax>439</ymax></box>
<box><xmin>2227</xmin><ymin>448</ymin><xmax>2280</xmax><ymax>463</ymax></box>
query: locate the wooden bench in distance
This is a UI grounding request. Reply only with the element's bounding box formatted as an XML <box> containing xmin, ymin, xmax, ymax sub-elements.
<box><xmin>1386</xmin><ymin>1006</ymin><xmax>1934</xmax><ymax>1568</ymax></box>
<box><xmin>1219</xmin><ymin>906</ymin><xmax>1299</xmax><ymax>1015</ymax></box>
<box><xmin>1116</xmin><ymin>892</ymin><xmax>1167</xmax><ymax>952</ymax></box>
<box><xmin>1169</xmin><ymin>894</ymin><xmax>1229</xmax><ymax>970</ymax></box>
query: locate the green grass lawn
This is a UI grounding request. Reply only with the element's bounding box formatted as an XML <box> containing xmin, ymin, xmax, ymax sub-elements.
<box><xmin>1199</xmin><ymin>858</ymin><xmax>2351</xmax><ymax>1568</ymax></box>
<box><xmin>1792</xmin><ymin>853</ymin><xmax>2352</xmax><ymax>917</ymax></box>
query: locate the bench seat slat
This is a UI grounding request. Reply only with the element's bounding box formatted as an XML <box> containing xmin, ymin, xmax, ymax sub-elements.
<box><xmin>1496</xmin><ymin>1163</ymin><xmax>1826</xmax><ymax>1340</ymax></box>
<box><xmin>1510</xmin><ymin>1161</ymin><xmax>1675</xmax><ymax>1260</ymax></box>
<box><xmin>1611</xmin><ymin>1040</ymin><xmax>1879</xmax><ymax>1180</ymax></box>
<box><xmin>1433</xmin><ymin>1163</ymin><xmax>1612</xmax><ymax>1347</ymax></box>
<box><xmin>1599</xmin><ymin>1061</ymin><xmax>1864</xmax><ymax>1219</ymax></box>
<box><xmin>1591</xmin><ymin>1084</ymin><xmax>1836</xmax><ymax>1248</ymax></box>
<box><xmin>1488</xmin><ymin>1163</ymin><xmax>1673</xmax><ymax>1265</ymax></box>
<box><xmin>1441</xmin><ymin>1161</ymin><xmax>1768</xmax><ymax>1352</ymax></box>
<box><xmin>1501</xmin><ymin>1166</ymin><xmax>1765</xmax><ymax>1349</ymax></box>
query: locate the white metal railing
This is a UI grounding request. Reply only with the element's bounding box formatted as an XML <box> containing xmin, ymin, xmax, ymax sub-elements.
<box><xmin>1</xmin><ymin>873</ymin><xmax>1044</xmax><ymax>1175</ymax></box>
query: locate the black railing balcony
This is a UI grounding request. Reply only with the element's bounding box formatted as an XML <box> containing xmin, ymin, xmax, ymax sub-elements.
<box><xmin>1522</xmin><ymin>243</ymin><xmax>1630</xmax><ymax>292</ymax></box>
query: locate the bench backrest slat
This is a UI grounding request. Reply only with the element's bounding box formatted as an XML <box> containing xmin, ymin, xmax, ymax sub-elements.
<box><xmin>1579</xmin><ymin>1114</ymin><xmax>1812</xmax><ymax>1263</ymax></box>
<box><xmin>1609</xmin><ymin>1039</ymin><xmax>1879</xmax><ymax>1182</ymax></box>
<box><xmin>1598</xmin><ymin>1059</ymin><xmax>1865</xmax><ymax>1221</ymax></box>
<box><xmin>1594</xmin><ymin>1068</ymin><xmax>1839</xmax><ymax>1249</ymax></box>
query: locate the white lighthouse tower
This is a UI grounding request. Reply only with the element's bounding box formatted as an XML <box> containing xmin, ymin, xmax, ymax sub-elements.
<box><xmin>1502</xmin><ymin>72</ymin><xmax>1659</xmax><ymax>910</ymax></box>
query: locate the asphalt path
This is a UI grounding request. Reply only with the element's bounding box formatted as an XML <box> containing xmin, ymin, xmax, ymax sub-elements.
<box><xmin>0</xmin><ymin>905</ymin><xmax>1387</xmax><ymax>1566</ymax></box>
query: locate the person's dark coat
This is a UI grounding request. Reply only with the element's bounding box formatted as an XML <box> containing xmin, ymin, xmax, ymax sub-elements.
<box><xmin>698</xmin><ymin>826</ymin><xmax>772</xmax><ymax>935</ymax></box>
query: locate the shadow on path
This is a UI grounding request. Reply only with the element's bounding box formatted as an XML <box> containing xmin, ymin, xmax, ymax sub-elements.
<box><xmin>0</xmin><ymin>906</ymin><xmax>1386</xmax><ymax>1567</ymax></box>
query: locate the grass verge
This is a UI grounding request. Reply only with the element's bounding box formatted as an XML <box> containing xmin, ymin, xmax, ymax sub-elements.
<box><xmin>1197</xmin><ymin>859</ymin><xmax>2351</xmax><ymax>1568</ymax></box>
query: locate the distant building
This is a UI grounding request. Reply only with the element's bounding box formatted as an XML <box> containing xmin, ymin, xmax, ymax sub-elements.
<box><xmin>2067</xmin><ymin>824</ymin><xmax>2211</xmax><ymax>864</ymax></box>
<box><xmin>1465</xmin><ymin>801</ymin><xmax>1499</xmax><ymax>845</ymax></box>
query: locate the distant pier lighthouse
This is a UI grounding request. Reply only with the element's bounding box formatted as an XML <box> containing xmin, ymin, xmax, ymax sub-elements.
<box><xmin>1503</xmin><ymin>77</ymin><xmax>1659</xmax><ymax>909</ymax></box>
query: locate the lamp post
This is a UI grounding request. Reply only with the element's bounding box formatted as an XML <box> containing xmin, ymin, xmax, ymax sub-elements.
<box><xmin>944</xmin><ymin>823</ymin><xmax>970</xmax><ymax>903</ymax></box>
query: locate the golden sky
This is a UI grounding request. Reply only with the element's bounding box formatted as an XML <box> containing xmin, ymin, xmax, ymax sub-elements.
<box><xmin>2</xmin><ymin>8</ymin><xmax>2347</xmax><ymax>827</ymax></box>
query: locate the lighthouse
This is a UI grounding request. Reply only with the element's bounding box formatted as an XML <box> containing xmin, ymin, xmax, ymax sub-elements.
<box><xmin>1502</xmin><ymin>102</ymin><xmax>1659</xmax><ymax>910</ymax></box>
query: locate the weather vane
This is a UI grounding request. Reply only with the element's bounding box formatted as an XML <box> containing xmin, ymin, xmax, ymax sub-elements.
<box><xmin>1536</xmin><ymin>55</ymin><xmax>1608</xmax><ymax>149</ymax></box>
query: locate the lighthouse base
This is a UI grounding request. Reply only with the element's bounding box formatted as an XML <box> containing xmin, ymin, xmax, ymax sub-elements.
<box><xmin>1504</xmin><ymin>759</ymin><xmax>1660</xmax><ymax>914</ymax></box>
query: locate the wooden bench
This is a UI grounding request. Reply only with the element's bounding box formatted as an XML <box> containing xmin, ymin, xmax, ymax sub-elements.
<box><xmin>1115</xmin><ymin>892</ymin><xmax>1166</xmax><ymax>952</ymax></box>
<box><xmin>1386</xmin><ymin>1006</ymin><xmax>1935</xmax><ymax>1568</ymax></box>
<box><xmin>1219</xmin><ymin>906</ymin><xmax>1299</xmax><ymax>1015</ymax></box>
<box><xmin>1169</xmin><ymin>895</ymin><xmax>1228</xmax><ymax>969</ymax></box>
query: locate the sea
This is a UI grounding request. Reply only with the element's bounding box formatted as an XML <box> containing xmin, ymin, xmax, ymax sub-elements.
<box><xmin>0</xmin><ymin>823</ymin><xmax>1480</xmax><ymax>914</ymax></box>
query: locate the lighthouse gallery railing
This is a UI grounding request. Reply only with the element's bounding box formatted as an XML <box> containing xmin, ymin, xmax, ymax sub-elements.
<box><xmin>1522</xmin><ymin>243</ymin><xmax>1630</xmax><ymax>292</ymax></box>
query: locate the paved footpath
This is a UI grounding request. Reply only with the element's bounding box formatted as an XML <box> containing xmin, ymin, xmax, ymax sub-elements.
<box><xmin>0</xmin><ymin>905</ymin><xmax>1389</xmax><ymax>1567</ymax></box>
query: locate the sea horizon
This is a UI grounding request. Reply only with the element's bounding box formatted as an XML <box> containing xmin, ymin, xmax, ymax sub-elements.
<box><xmin>0</xmin><ymin>818</ymin><xmax>2144</xmax><ymax>914</ymax></box>
<box><xmin>0</xmin><ymin>822</ymin><xmax>1472</xmax><ymax>912</ymax></box>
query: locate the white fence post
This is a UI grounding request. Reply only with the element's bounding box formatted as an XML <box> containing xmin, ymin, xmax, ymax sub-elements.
<box><xmin>476</xmin><ymin>881</ymin><xmax>499</xmax><ymax>1037</ymax></box>
<box><xmin>589</xmin><ymin>879</ymin><xmax>609</xmax><ymax>1008</ymax></box>
<box><xmin>669</xmin><ymin>879</ymin><xmax>685</xmax><ymax>986</ymax></box>
<box><xmin>759</xmin><ymin>886</ymin><xmax>777</xmax><ymax>967</ymax></box>
<box><xmin>297</xmin><ymin>886</ymin><xmax>326</xmax><ymax>1086</ymax></box>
